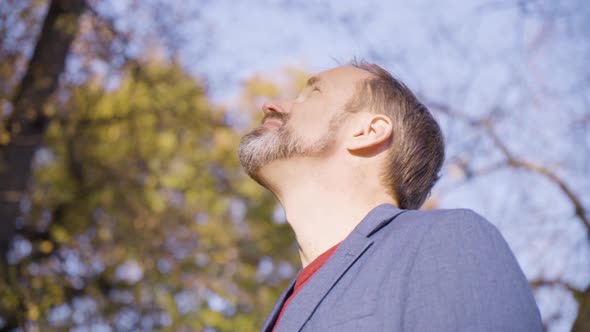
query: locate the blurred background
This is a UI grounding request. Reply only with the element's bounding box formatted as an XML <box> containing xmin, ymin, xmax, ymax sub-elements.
<box><xmin>0</xmin><ymin>0</ymin><xmax>588</xmax><ymax>331</ymax></box>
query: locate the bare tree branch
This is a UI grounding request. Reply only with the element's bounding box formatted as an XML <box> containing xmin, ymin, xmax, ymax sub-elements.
<box><xmin>485</xmin><ymin>125</ymin><xmax>590</xmax><ymax>238</ymax></box>
<box><xmin>529</xmin><ymin>278</ymin><xmax>578</xmax><ymax>293</ymax></box>
<box><xmin>425</xmin><ymin>98</ymin><xmax>589</xmax><ymax>239</ymax></box>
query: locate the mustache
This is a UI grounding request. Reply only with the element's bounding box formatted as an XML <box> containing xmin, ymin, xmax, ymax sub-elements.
<box><xmin>261</xmin><ymin>111</ymin><xmax>289</xmax><ymax>125</ymax></box>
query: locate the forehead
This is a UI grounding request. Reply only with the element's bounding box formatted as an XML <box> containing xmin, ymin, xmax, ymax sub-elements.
<box><xmin>312</xmin><ymin>65</ymin><xmax>374</xmax><ymax>91</ymax></box>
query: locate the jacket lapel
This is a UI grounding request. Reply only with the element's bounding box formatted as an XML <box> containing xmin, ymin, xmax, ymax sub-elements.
<box><xmin>261</xmin><ymin>275</ymin><xmax>298</xmax><ymax>332</ymax></box>
<box><xmin>273</xmin><ymin>203</ymin><xmax>405</xmax><ymax>332</ymax></box>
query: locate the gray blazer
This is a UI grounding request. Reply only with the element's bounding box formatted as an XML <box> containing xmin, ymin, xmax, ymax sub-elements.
<box><xmin>262</xmin><ymin>204</ymin><xmax>542</xmax><ymax>332</ymax></box>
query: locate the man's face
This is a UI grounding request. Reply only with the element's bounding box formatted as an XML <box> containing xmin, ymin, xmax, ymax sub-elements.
<box><xmin>238</xmin><ymin>66</ymin><xmax>372</xmax><ymax>182</ymax></box>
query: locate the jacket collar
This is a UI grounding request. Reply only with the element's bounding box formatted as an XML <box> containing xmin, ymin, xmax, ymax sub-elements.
<box><xmin>261</xmin><ymin>203</ymin><xmax>406</xmax><ymax>332</ymax></box>
<box><xmin>353</xmin><ymin>203</ymin><xmax>405</xmax><ymax>237</ymax></box>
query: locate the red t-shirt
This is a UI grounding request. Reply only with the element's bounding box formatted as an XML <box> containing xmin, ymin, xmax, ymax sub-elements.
<box><xmin>271</xmin><ymin>243</ymin><xmax>340</xmax><ymax>331</ymax></box>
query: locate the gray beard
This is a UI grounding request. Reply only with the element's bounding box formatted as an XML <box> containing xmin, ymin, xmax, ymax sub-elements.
<box><xmin>238</xmin><ymin>123</ymin><xmax>333</xmax><ymax>185</ymax></box>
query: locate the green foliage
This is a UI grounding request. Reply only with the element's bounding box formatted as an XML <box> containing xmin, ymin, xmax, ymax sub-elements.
<box><xmin>0</xmin><ymin>61</ymin><xmax>298</xmax><ymax>331</ymax></box>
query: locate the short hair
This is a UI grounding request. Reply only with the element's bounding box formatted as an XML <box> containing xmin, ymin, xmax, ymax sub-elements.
<box><xmin>346</xmin><ymin>60</ymin><xmax>445</xmax><ymax>209</ymax></box>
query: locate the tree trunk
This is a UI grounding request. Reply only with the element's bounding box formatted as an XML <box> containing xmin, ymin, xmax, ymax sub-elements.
<box><xmin>571</xmin><ymin>285</ymin><xmax>590</xmax><ymax>332</ymax></box>
<box><xmin>0</xmin><ymin>0</ymin><xmax>86</xmax><ymax>263</ymax></box>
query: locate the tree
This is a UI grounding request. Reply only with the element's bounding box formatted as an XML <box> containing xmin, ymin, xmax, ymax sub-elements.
<box><xmin>0</xmin><ymin>0</ymin><xmax>86</xmax><ymax>270</ymax></box>
<box><xmin>0</xmin><ymin>60</ymin><xmax>302</xmax><ymax>330</ymax></box>
<box><xmin>0</xmin><ymin>1</ymin><xmax>299</xmax><ymax>329</ymax></box>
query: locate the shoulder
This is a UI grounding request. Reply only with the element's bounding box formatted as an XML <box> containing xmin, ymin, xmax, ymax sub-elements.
<box><xmin>368</xmin><ymin>208</ymin><xmax>507</xmax><ymax>262</ymax></box>
<box><xmin>406</xmin><ymin>208</ymin><xmax>510</xmax><ymax>259</ymax></box>
<box><xmin>376</xmin><ymin>207</ymin><xmax>519</xmax><ymax>276</ymax></box>
<box><xmin>394</xmin><ymin>208</ymin><xmax>502</xmax><ymax>243</ymax></box>
<box><xmin>394</xmin><ymin>209</ymin><xmax>543</xmax><ymax>331</ymax></box>
<box><xmin>401</xmin><ymin>207</ymin><xmax>493</xmax><ymax>228</ymax></box>
<box><xmin>378</xmin><ymin>208</ymin><xmax>502</xmax><ymax>247</ymax></box>
<box><xmin>394</xmin><ymin>208</ymin><xmax>532</xmax><ymax>299</ymax></box>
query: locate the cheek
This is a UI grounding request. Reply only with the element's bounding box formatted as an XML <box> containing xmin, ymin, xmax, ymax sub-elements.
<box><xmin>291</xmin><ymin>101</ymin><xmax>334</xmax><ymax>138</ymax></box>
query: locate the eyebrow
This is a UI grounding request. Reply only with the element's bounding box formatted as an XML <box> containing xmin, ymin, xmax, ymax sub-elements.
<box><xmin>305</xmin><ymin>76</ymin><xmax>322</xmax><ymax>87</ymax></box>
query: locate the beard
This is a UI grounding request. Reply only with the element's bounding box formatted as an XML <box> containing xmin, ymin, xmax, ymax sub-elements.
<box><xmin>238</xmin><ymin>113</ymin><xmax>344</xmax><ymax>185</ymax></box>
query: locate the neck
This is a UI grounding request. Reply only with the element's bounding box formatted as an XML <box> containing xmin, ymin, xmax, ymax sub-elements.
<box><xmin>260</xmin><ymin>158</ymin><xmax>397</xmax><ymax>267</ymax></box>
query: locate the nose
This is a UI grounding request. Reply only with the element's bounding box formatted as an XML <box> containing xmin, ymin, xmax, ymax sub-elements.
<box><xmin>262</xmin><ymin>100</ymin><xmax>289</xmax><ymax>116</ymax></box>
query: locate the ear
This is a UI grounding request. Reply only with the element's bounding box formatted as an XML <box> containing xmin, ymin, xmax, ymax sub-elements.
<box><xmin>346</xmin><ymin>114</ymin><xmax>393</xmax><ymax>153</ymax></box>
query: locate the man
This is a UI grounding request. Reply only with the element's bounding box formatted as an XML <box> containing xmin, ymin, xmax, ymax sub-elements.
<box><xmin>238</xmin><ymin>61</ymin><xmax>542</xmax><ymax>332</ymax></box>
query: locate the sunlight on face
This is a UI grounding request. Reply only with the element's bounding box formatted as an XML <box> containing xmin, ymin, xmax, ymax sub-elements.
<box><xmin>238</xmin><ymin>66</ymin><xmax>371</xmax><ymax>183</ymax></box>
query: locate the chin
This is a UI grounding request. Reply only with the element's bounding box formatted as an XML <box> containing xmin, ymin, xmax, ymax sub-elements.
<box><xmin>248</xmin><ymin>167</ymin><xmax>273</xmax><ymax>190</ymax></box>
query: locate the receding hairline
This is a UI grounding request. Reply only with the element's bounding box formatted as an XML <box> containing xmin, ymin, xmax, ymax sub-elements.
<box><xmin>340</xmin><ymin>64</ymin><xmax>383</xmax><ymax>113</ymax></box>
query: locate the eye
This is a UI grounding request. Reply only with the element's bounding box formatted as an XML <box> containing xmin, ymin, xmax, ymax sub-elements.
<box><xmin>294</xmin><ymin>86</ymin><xmax>319</xmax><ymax>102</ymax></box>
